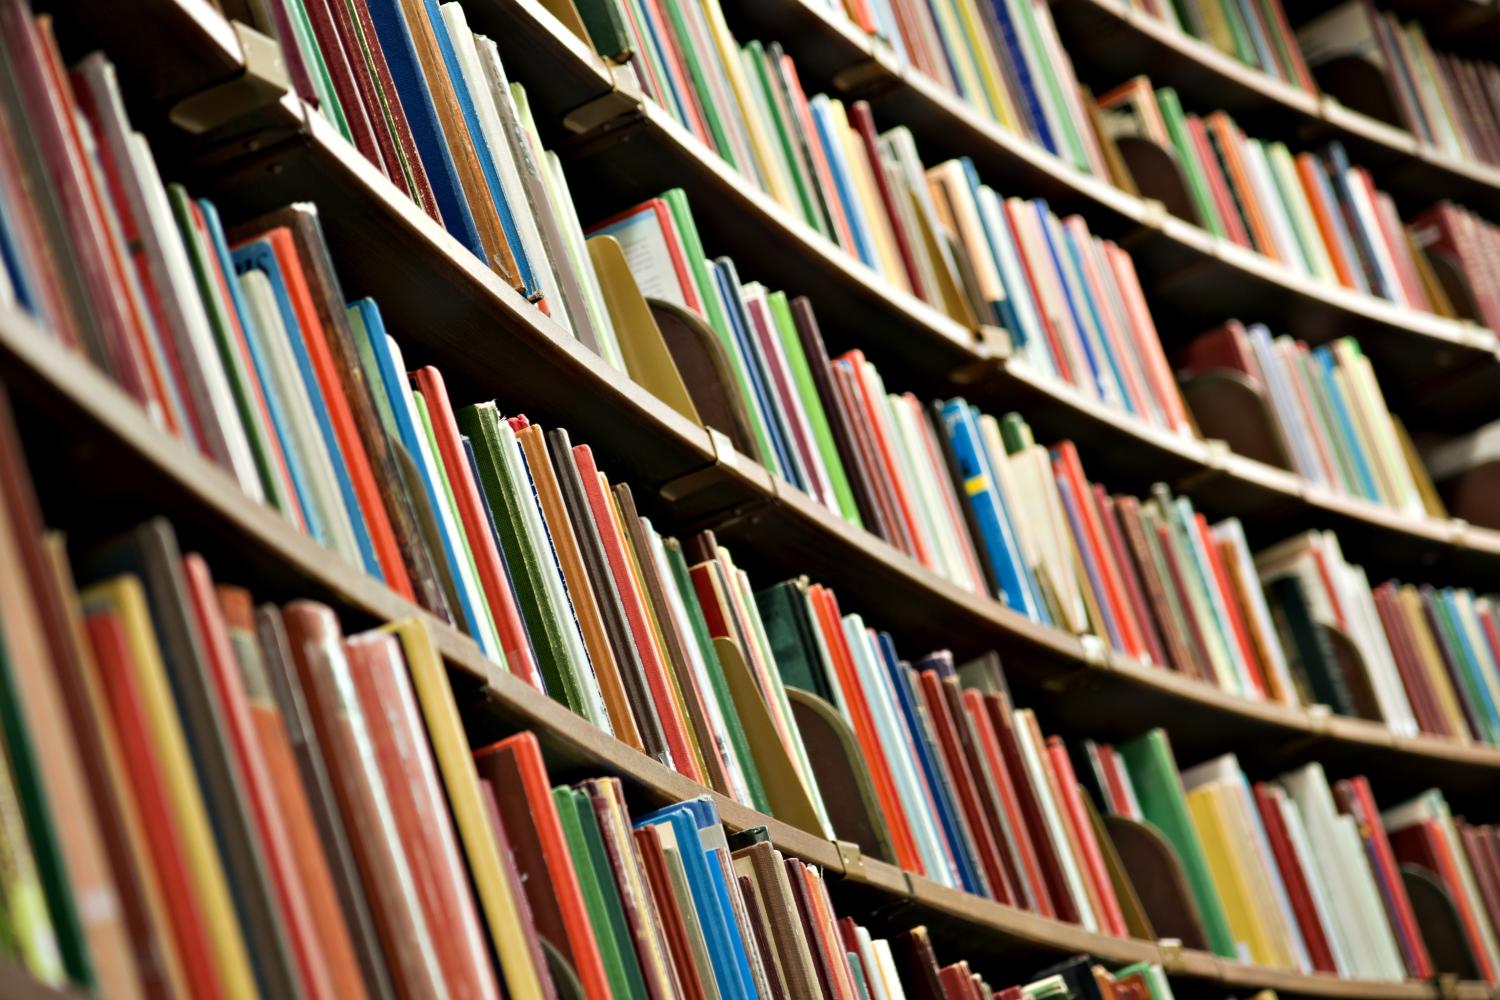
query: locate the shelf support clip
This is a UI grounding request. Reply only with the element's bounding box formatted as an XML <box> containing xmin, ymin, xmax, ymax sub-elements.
<box><xmin>563</xmin><ymin>64</ymin><xmax>645</xmax><ymax>135</ymax></box>
<box><xmin>170</xmin><ymin>22</ymin><xmax>291</xmax><ymax>136</ymax></box>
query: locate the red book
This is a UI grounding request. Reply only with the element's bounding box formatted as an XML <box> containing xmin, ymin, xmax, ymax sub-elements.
<box><xmin>1095</xmin><ymin>489</ymin><xmax>1168</xmax><ymax>669</ymax></box>
<box><xmin>1186</xmin><ymin>114</ymin><xmax>1250</xmax><ymax>248</ymax></box>
<box><xmin>572</xmin><ymin>445</ymin><xmax>700</xmax><ymax>783</ymax></box>
<box><xmin>632</xmin><ymin>824</ymin><xmax>704</xmax><ymax>1000</ymax></box>
<box><xmin>299</xmin><ymin>0</ymin><xmax>386</xmax><ymax>168</ymax></box>
<box><xmin>345</xmin><ymin>632</ymin><xmax>500</xmax><ymax>999</ymax></box>
<box><xmin>918</xmin><ymin>670</ymin><xmax>1013</xmax><ymax>903</ymax></box>
<box><xmin>838</xmin><ymin>351</ymin><xmax>933</xmax><ymax>567</ymax></box>
<box><xmin>979</xmin><ymin>694</ymin><xmax>1077</xmax><ymax>923</ymax></box>
<box><xmin>1372</xmin><ymin>585</ymin><xmax>1448</xmax><ymax>738</ymax></box>
<box><xmin>1053</xmin><ymin>442</ymin><xmax>1144</xmax><ymax>659</ymax></box>
<box><xmin>215</xmin><ymin>587</ymin><xmax>368</xmax><ymax>999</ymax></box>
<box><xmin>830</xmin><ymin>360</ymin><xmax>907</xmax><ymax>549</ymax></box>
<box><xmin>1193</xmin><ymin>512</ymin><xmax>1267</xmax><ymax>698</ymax></box>
<box><xmin>587</xmin><ymin>199</ymin><xmax>702</xmax><ymax>313</ymax></box>
<box><xmin>473</xmin><ymin>732</ymin><xmax>611</xmax><ymax>1000</ymax></box>
<box><xmin>411</xmin><ymin>367</ymin><xmax>540</xmax><ymax>685</ymax></box>
<box><xmin>849</xmin><ymin>101</ymin><xmax>925</xmax><ymax>299</ymax></box>
<box><xmin>1388</xmin><ymin>818</ymin><xmax>1496</xmax><ymax>983</ymax></box>
<box><xmin>183</xmin><ymin>558</ymin><xmax>336</xmax><ymax>1000</ymax></box>
<box><xmin>255</xmin><ymin>228</ymin><xmax>414</xmax><ymax>598</ymax></box>
<box><xmin>808</xmin><ymin>585</ymin><xmax>924</xmax><ymax>874</ymax></box>
<box><xmin>1251</xmin><ymin>783</ymin><xmax>1336</xmax><ymax>972</ymax></box>
<box><xmin>1335</xmin><ymin>777</ymin><xmax>1431</xmax><ymax>978</ymax></box>
<box><xmin>781</xmin><ymin>56</ymin><xmax>857</xmax><ymax>253</ymax></box>
<box><xmin>1046</xmin><ymin>737</ymin><xmax>1127</xmax><ymax>936</ymax></box>
<box><xmin>83</xmin><ymin>610</ymin><xmax>223</xmax><ymax>1000</ymax></box>
<box><xmin>1104</xmin><ymin>243</ymin><xmax>1190</xmax><ymax>434</ymax></box>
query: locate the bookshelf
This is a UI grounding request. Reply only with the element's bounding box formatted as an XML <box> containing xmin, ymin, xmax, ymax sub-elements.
<box><xmin>4</xmin><ymin>299</ymin><xmax>1494</xmax><ymax>998</ymax></box>
<box><xmin>14</xmin><ymin>0</ymin><xmax>1500</xmax><ymax>993</ymax></box>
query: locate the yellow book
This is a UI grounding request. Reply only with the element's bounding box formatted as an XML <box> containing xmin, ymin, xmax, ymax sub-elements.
<box><xmin>81</xmin><ymin>577</ymin><xmax>258</xmax><ymax>1000</ymax></box>
<box><xmin>1186</xmin><ymin>784</ymin><xmax>1281</xmax><ymax>968</ymax></box>
<box><xmin>380</xmin><ymin>619</ymin><xmax>548</xmax><ymax>999</ymax></box>
<box><xmin>699</xmin><ymin>0</ymin><xmax>796</xmax><ymax>210</ymax></box>
<box><xmin>952</xmin><ymin>0</ymin><xmax>1019</xmax><ymax>129</ymax></box>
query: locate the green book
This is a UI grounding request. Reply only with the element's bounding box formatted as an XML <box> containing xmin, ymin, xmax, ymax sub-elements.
<box><xmin>745</xmin><ymin>41</ymin><xmax>822</xmax><ymax>235</ymax></box>
<box><xmin>767</xmin><ymin>292</ymin><xmax>861</xmax><ymax>526</ymax></box>
<box><xmin>289</xmin><ymin>0</ymin><xmax>351</xmax><ymax>142</ymax></box>
<box><xmin>1216</xmin><ymin>0</ymin><xmax>1257</xmax><ymax>65</ymax></box>
<box><xmin>998</xmin><ymin>412</ymin><xmax>1034</xmax><ymax>455</ymax></box>
<box><xmin>1117</xmin><ymin>728</ymin><xmax>1236</xmax><ymax>958</ymax></box>
<box><xmin>754</xmin><ymin>580</ymin><xmax>835</xmax><ymax>704</ymax></box>
<box><xmin>1152</xmin><ymin>89</ymin><xmax>1225</xmax><ymax>238</ymax></box>
<box><xmin>569</xmin><ymin>0</ymin><xmax>633</xmax><ymax>61</ymax></box>
<box><xmin>459</xmin><ymin>403</ymin><xmax>589</xmax><ymax>716</ymax></box>
<box><xmin>552</xmin><ymin>787</ymin><xmax>641</xmax><ymax>999</ymax></box>
<box><xmin>661</xmin><ymin>539</ymin><xmax>769</xmax><ymax>813</ymax></box>
<box><xmin>658</xmin><ymin>0</ymin><xmax>737</xmax><ymax>169</ymax></box>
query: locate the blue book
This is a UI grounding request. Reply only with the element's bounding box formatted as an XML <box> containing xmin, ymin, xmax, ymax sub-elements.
<box><xmin>958</xmin><ymin>160</ymin><xmax>1022</xmax><ymax>334</ymax></box>
<box><xmin>352</xmin><ymin>297</ymin><xmax>488</xmax><ymax>643</ymax></box>
<box><xmin>0</xmin><ymin>194</ymin><xmax>36</xmax><ymax>316</ymax></box>
<box><xmin>1058</xmin><ymin>222</ymin><xmax>1134</xmax><ymax>415</ymax></box>
<box><xmin>1312</xmin><ymin>347</ymin><xmax>1380</xmax><ymax>502</ymax></box>
<box><xmin>417</xmin><ymin>0</ymin><xmax>539</xmax><ymax>297</ymax></box>
<box><xmin>1436</xmin><ymin>591</ymin><xmax>1500</xmax><ymax>744</ymax></box>
<box><xmin>874</xmin><ymin>632</ymin><xmax>967</xmax><ymax>890</ymax></box>
<box><xmin>712</xmin><ymin>258</ymin><xmax>801</xmax><ymax>487</ymax></box>
<box><xmin>231</xmin><ymin>239</ymin><xmax>384</xmax><ymax>579</ymax></box>
<box><xmin>363</xmin><ymin>0</ymin><xmax>487</xmax><ymax>262</ymax></box>
<box><xmin>940</xmin><ymin>400</ymin><xmax>1043</xmax><ymax>620</ymax></box>
<box><xmin>1031</xmin><ymin>202</ymin><xmax>1107</xmax><ymax>399</ymax></box>
<box><xmin>1304</xmin><ymin>157</ymin><xmax>1369</xmax><ymax>295</ymax></box>
<box><xmin>199</xmin><ymin>200</ymin><xmax>306</xmax><ymax>524</ymax></box>
<box><xmin>809</xmin><ymin>96</ymin><xmax>878</xmax><ymax>270</ymax></box>
<box><xmin>984</xmin><ymin>0</ymin><xmax>1057</xmax><ymax>154</ymax></box>
<box><xmin>633</xmin><ymin>802</ymin><xmax>757</xmax><ymax>1000</ymax></box>
<box><xmin>1321</xmin><ymin>143</ymin><xmax>1390</xmax><ymax>299</ymax></box>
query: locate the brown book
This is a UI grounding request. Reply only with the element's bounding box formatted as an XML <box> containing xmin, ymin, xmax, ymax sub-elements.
<box><xmin>941</xmin><ymin>676</ymin><xmax>1028</xmax><ymax>902</ymax></box>
<box><xmin>784</xmin><ymin>857</ymin><xmax>838</xmax><ymax>999</ymax></box>
<box><xmin>738</xmin><ymin>876</ymin><xmax>786</xmax><ymax>999</ymax></box>
<box><xmin>546</xmin><ymin>426</ymin><xmax>667</xmax><ymax>760</ymax></box>
<box><xmin>519</xmin><ymin>425</ymin><xmax>640</xmax><ymax>749</ymax></box>
<box><xmin>733</xmin><ymin>841</ymin><xmax>820</xmax><ymax>997</ymax></box>
<box><xmin>789</xmin><ymin>297</ymin><xmax>887</xmax><ymax>535</ymax></box>
<box><xmin>614</xmin><ymin>482</ymin><xmax>729</xmax><ymax>794</ymax></box>
<box><xmin>633</xmin><ymin>824</ymin><xmax>708</xmax><ymax>1000</ymax></box>
<box><xmin>1095</xmin><ymin>489</ymin><xmax>1167</xmax><ymax>669</ymax></box>
<box><xmin>300</xmin><ymin>0</ymin><xmax>387</xmax><ymax>168</ymax></box>
<box><xmin>890</xmin><ymin>926</ymin><xmax>946</xmax><ymax>1000</ymax></box>
<box><xmin>393</xmin><ymin>0</ymin><xmax>520</xmax><ymax>287</ymax></box>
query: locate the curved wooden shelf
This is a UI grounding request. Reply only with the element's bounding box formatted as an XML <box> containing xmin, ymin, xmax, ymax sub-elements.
<box><xmin>46</xmin><ymin>0</ymin><xmax>1500</xmax><ymax>803</ymax></box>
<box><xmin>2</xmin><ymin>307</ymin><xmax>1488</xmax><ymax>1000</ymax></box>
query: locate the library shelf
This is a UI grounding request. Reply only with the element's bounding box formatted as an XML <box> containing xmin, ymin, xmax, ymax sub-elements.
<box><xmin>41</xmin><ymin>0</ymin><xmax>1500</xmax><ymax>792</ymax></box>
<box><xmin>714</xmin><ymin>0</ymin><xmax>1500</xmax><ymax>432</ymax></box>
<box><xmin>1050</xmin><ymin>0</ymin><xmax>1500</xmax><ymax>221</ymax></box>
<box><xmin>1</xmin><ymin>311</ymin><xmax>1490</xmax><ymax>1000</ymax></box>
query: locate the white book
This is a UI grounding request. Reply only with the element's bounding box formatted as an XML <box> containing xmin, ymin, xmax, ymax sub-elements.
<box><xmin>1014</xmin><ymin>709</ymin><xmax>1099</xmax><ymax>932</ymax></box>
<box><xmin>1211</xmin><ymin>518</ymin><xmax>1298</xmax><ymax>705</ymax></box>
<box><xmin>1274</xmin><ymin>788</ymin><xmax>1352</xmax><ymax>977</ymax></box>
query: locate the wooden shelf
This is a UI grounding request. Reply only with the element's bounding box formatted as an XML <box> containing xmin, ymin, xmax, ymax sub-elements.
<box><xmin>36</xmin><ymin>0</ymin><xmax>1500</xmax><ymax>803</ymax></box>
<box><xmin>1</xmin><ymin>308</ymin><xmax>1487</xmax><ymax>1000</ymax></box>
<box><xmin>0</xmin><ymin>963</ymin><xmax>85</xmax><ymax>1000</ymax></box>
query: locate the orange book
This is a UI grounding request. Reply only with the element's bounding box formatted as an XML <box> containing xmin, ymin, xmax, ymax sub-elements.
<box><xmin>81</xmin><ymin>609</ymin><xmax>224</xmax><ymax>1000</ymax></box>
<box><xmin>215</xmin><ymin>587</ymin><xmax>367</xmax><ymax>1000</ymax></box>
<box><xmin>473</xmin><ymin>733</ymin><xmax>612</xmax><ymax>1000</ymax></box>
<box><xmin>256</xmin><ymin>228</ymin><xmax>414</xmax><ymax>598</ymax></box>
<box><xmin>1206</xmin><ymin>114</ymin><xmax>1277</xmax><ymax>258</ymax></box>
<box><xmin>1294</xmin><ymin>152</ymin><xmax>1360</xmax><ymax>289</ymax></box>
<box><xmin>807</xmin><ymin>585</ymin><xmax>924</xmax><ymax>874</ymax></box>
<box><xmin>183</xmin><ymin>558</ymin><xmax>336</xmax><ymax>1000</ymax></box>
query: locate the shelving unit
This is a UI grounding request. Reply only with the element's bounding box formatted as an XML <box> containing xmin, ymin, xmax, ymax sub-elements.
<box><xmin>5</xmin><ymin>304</ymin><xmax>1494</xmax><ymax>999</ymax></box>
<box><xmin>17</xmin><ymin>0</ymin><xmax>1500</xmax><ymax>993</ymax></box>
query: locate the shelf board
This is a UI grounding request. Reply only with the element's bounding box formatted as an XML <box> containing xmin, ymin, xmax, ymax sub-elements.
<box><xmin>2</xmin><ymin>308</ymin><xmax>1484</xmax><ymax>1000</ymax></box>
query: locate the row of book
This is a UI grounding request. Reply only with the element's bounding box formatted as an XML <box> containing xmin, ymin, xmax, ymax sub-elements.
<box><xmin>1175</xmin><ymin>324</ymin><xmax>1441</xmax><ymax>519</ymax></box>
<box><xmin>1097</xmin><ymin>79</ymin><xmax>1444</xmax><ymax>308</ymax></box>
<box><xmin>0</xmin><ymin>415</ymin><xmax>1198</xmax><ymax>999</ymax></box>
<box><xmin>1299</xmin><ymin>1</ymin><xmax>1500</xmax><ymax>168</ymax></box>
<box><xmin>1121</xmin><ymin>0</ymin><xmax>1313</xmax><ymax>91</ymax></box>
<box><xmin>1088</xmin><ymin>728</ymin><xmax>1500</xmax><ymax>983</ymax></box>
